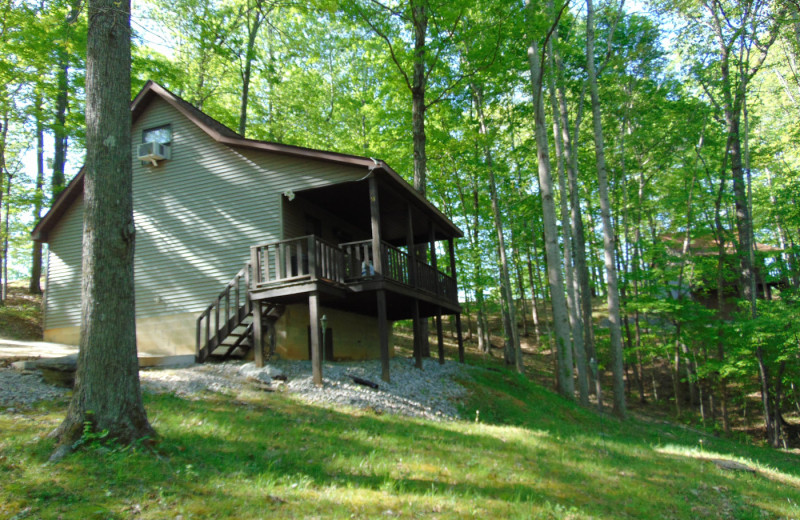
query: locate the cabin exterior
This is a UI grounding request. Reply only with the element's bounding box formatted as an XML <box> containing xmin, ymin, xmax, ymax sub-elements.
<box><xmin>32</xmin><ymin>81</ymin><xmax>464</xmax><ymax>382</ymax></box>
<box><xmin>660</xmin><ymin>233</ymin><xmax>787</xmax><ymax>315</ymax></box>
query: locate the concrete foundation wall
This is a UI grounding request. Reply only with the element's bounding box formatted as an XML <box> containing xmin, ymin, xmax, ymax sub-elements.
<box><xmin>44</xmin><ymin>311</ymin><xmax>199</xmax><ymax>357</ymax></box>
<box><xmin>274</xmin><ymin>304</ymin><xmax>393</xmax><ymax>361</ymax></box>
<box><xmin>46</xmin><ymin>307</ymin><xmax>393</xmax><ymax>362</ymax></box>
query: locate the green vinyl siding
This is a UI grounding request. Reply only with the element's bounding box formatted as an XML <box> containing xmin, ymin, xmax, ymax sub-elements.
<box><xmin>44</xmin><ymin>96</ymin><xmax>366</xmax><ymax>330</ymax></box>
<box><xmin>44</xmin><ymin>195</ymin><xmax>84</xmax><ymax>330</ymax></box>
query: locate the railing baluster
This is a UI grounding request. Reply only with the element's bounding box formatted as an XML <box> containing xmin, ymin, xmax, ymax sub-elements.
<box><xmin>225</xmin><ymin>288</ymin><xmax>230</xmax><ymax>328</ymax></box>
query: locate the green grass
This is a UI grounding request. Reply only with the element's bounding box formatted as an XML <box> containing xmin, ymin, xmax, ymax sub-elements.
<box><xmin>2</xmin><ymin>364</ymin><xmax>799</xmax><ymax>519</ymax></box>
<box><xmin>0</xmin><ymin>281</ymin><xmax>42</xmax><ymax>341</ymax></box>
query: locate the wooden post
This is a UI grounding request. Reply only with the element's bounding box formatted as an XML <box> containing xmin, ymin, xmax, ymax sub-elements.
<box><xmin>369</xmin><ymin>175</ymin><xmax>383</xmax><ymax>276</ymax></box>
<box><xmin>447</xmin><ymin>238</ymin><xmax>456</xmax><ymax>279</ymax></box>
<box><xmin>309</xmin><ymin>291</ymin><xmax>322</xmax><ymax>386</ymax></box>
<box><xmin>456</xmin><ymin>313</ymin><xmax>464</xmax><ymax>363</ymax></box>
<box><xmin>407</xmin><ymin>204</ymin><xmax>417</xmax><ymax>287</ymax></box>
<box><xmin>253</xmin><ymin>300</ymin><xmax>265</xmax><ymax>367</ymax></box>
<box><xmin>307</xmin><ymin>235</ymin><xmax>317</xmax><ymax>280</ymax></box>
<box><xmin>250</xmin><ymin>246</ymin><xmax>259</xmax><ymax>287</ymax></box>
<box><xmin>377</xmin><ymin>289</ymin><xmax>390</xmax><ymax>382</ymax></box>
<box><xmin>412</xmin><ymin>299</ymin><xmax>422</xmax><ymax>369</ymax></box>
<box><xmin>430</xmin><ymin>224</ymin><xmax>439</xmax><ymax>296</ymax></box>
<box><xmin>436</xmin><ymin>306</ymin><xmax>444</xmax><ymax>365</ymax></box>
<box><xmin>406</xmin><ymin>204</ymin><xmax>422</xmax><ymax>368</ymax></box>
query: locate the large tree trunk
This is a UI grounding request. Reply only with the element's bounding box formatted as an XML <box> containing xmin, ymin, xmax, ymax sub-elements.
<box><xmin>586</xmin><ymin>0</ymin><xmax>625</xmax><ymax>417</ymax></box>
<box><xmin>528</xmin><ymin>35</ymin><xmax>574</xmax><ymax>399</ymax></box>
<box><xmin>51</xmin><ymin>0</ymin><xmax>153</xmax><ymax>457</ymax></box>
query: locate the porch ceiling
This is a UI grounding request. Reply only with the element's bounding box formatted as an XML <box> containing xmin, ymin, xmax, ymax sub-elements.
<box><xmin>295</xmin><ymin>173</ymin><xmax>460</xmax><ymax>246</ymax></box>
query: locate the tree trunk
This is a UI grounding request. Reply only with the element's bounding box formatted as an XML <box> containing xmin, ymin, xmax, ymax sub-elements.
<box><xmin>238</xmin><ymin>0</ymin><xmax>265</xmax><ymax>136</ymax></box>
<box><xmin>0</xmin><ymin>107</ymin><xmax>7</xmax><ymax>304</ymax></box>
<box><xmin>30</xmin><ymin>91</ymin><xmax>45</xmax><ymax>294</ymax></box>
<box><xmin>527</xmin><ymin>255</ymin><xmax>542</xmax><ymax>344</ymax></box>
<box><xmin>1</xmin><ymin>171</ymin><xmax>10</xmax><ymax>304</ymax></box>
<box><xmin>52</xmin><ymin>0</ymin><xmax>81</xmax><ymax>196</ymax></box>
<box><xmin>555</xmin><ymin>58</ymin><xmax>595</xmax><ymax>388</ymax></box>
<box><xmin>472</xmin><ymin>84</ymin><xmax>522</xmax><ymax>372</ymax></box>
<box><xmin>51</xmin><ymin>0</ymin><xmax>154</xmax><ymax>456</ymax></box>
<box><xmin>586</xmin><ymin>0</ymin><xmax>625</xmax><ymax>417</ymax></box>
<box><xmin>528</xmin><ymin>35</ymin><xmax>574</xmax><ymax>398</ymax></box>
<box><xmin>548</xmin><ymin>39</ymin><xmax>588</xmax><ymax>405</ymax></box>
<box><xmin>410</xmin><ymin>0</ymin><xmax>430</xmax><ymax>356</ymax></box>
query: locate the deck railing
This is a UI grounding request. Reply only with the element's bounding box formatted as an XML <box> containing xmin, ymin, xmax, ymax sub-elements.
<box><xmin>339</xmin><ymin>239</ymin><xmax>457</xmax><ymax>302</ymax></box>
<box><xmin>250</xmin><ymin>235</ymin><xmax>346</xmax><ymax>288</ymax></box>
<box><xmin>250</xmin><ymin>236</ymin><xmax>456</xmax><ymax>302</ymax></box>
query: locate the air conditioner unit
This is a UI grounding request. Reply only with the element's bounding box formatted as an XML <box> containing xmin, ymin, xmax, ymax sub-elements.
<box><xmin>137</xmin><ymin>141</ymin><xmax>171</xmax><ymax>166</ymax></box>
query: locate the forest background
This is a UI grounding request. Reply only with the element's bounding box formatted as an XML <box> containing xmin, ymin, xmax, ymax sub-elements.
<box><xmin>0</xmin><ymin>0</ymin><xmax>798</xmax><ymax>447</ymax></box>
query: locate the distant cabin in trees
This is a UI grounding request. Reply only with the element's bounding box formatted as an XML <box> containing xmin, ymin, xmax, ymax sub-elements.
<box><xmin>661</xmin><ymin>233</ymin><xmax>787</xmax><ymax>315</ymax></box>
<box><xmin>32</xmin><ymin>81</ymin><xmax>464</xmax><ymax>382</ymax></box>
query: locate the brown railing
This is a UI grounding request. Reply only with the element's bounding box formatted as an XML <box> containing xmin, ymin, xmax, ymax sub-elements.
<box><xmin>196</xmin><ymin>263</ymin><xmax>251</xmax><ymax>362</ymax></box>
<box><xmin>250</xmin><ymin>235</ymin><xmax>346</xmax><ymax>288</ymax></box>
<box><xmin>250</xmin><ymin>236</ymin><xmax>457</xmax><ymax>302</ymax></box>
<box><xmin>339</xmin><ymin>239</ymin><xmax>456</xmax><ymax>302</ymax></box>
<box><xmin>341</xmin><ymin>240</ymin><xmax>375</xmax><ymax>281</ymax></box>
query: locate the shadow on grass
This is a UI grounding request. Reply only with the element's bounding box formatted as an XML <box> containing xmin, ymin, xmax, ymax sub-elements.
<box><xmin>3</xmin><ymin>365</ymin><xmax>800</xmax><ymax>519</ymax></box>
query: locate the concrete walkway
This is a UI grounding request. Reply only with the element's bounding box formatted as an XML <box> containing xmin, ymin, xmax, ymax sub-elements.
<box><xmin>0</xmin><ymin>338</ymin><xmax>79</xmax><ymax>359</ymax></box>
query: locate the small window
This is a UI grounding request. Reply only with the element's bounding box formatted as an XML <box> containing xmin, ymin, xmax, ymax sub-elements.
<box><xmin>142</xmin><ymin>125</ymin><xmax>171</xmax><ymax>145</ymax></box>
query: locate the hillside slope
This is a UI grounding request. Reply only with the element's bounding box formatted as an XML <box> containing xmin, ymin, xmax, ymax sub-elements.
<box><xmin>2</xmin><ymin>359</ymin><xmax>799</xmax><ymax>519</ymax></box>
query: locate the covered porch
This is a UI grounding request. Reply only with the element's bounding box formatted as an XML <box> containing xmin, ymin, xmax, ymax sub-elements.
<box><xmin>251</xmin><ymin>169</ymin><xmax>464</xmax><ymax>384</ymax></box>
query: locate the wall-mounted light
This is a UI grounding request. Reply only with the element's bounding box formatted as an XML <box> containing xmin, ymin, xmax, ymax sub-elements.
<box><xmin>283</xmin><ymin>189</ymin><xmax>295</xmax><ymax>201</ymax></box>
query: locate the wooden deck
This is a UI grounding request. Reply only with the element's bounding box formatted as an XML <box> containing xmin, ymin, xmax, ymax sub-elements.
<box><xmin>248</xmin><ymin>235</ymin><xmax>459</xmax><ymax>313</ymax></box>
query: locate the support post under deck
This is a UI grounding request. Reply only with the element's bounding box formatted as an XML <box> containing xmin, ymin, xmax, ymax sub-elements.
<box><xmin>436</xmin><ymin>306</ymin><xmax>444</xmax><ymax>365</ymax></box>
<box><xmin>253</xmin><ymin>300</ymin><xmax>264</xmax><ymax>367</ymax></box>
<box><xmin>309</xmin><ymin>291</ymin><xmax>322</xmax><ymax>386</ymax></box>
<box><xmin>377</xmin><ymin>289</ymin><xmax>390</xmax><ymax>382</ymax></box>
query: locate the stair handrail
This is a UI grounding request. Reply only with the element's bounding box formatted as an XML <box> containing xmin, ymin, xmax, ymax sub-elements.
<box><xmin>196</xmin><ymin>262</ymin><xmax>251</xmax><ymax>362</ymax></box>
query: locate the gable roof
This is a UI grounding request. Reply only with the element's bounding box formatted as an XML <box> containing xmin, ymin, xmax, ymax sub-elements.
<box><xmin>660</xmin><ymin>232</ymin><xmax>782</xmax><ymax>256</ymax></box>
<box><xmin>32</xmin><ymin>80</ymin><xmax>461</xmax><ymax>242</ymax></box>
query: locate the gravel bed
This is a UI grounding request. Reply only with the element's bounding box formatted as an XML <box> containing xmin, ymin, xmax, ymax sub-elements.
<box><xmin>273</xmin><ymin>357</ymin><xmax>469</xmax><ymax>421</ymax></box>
<box><xmin>0</xmin><ymin>368</ymin><xmax>68</xmax><ymax>410</ymax></box>
<box><xmin>1</xmin><ymin>357</ymin><xmax>472</xmax><ymax>422</ymax></box>
<box><xmin>140</xmin><ymin>357</ymin><xmax>470</xmax><ymax>421</ymax></box>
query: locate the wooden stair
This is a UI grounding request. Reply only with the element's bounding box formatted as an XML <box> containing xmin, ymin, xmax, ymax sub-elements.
<box><xmin>195</xmin><ymin>262</ymin><xmax>284</xmax><ymax>363</ymax></box>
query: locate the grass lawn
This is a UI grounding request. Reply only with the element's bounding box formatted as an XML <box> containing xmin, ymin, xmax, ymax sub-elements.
<box><xmin>2</xmin><ymin>363</ymin><xmax>799</xmax><ymax>519</ymax></box>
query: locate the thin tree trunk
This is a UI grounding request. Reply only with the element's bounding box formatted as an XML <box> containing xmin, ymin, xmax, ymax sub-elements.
<box><xmin>527</xmin><ymin>255</ymin><xmax>542</xmax><ymax>343</ymax></box>
<box><xmin>52</xmin><ymin>0</ymin><xmax>81</xmax><ymax>196</ymax></box>
<box><xmin>238</xmin><ymin>0</ymin><xmax>265</xmax><ymax>136</ymax></box>
<box><xmin>528</xmin><ymin>33</ymin><xmax>574</xmax><ymax>398</ymax></box>
<box><xmin>586</xmin><ymin>0</ymin><xmax>625</xmax><ymax>417</ymax></box>
<box><xmin>548</xmin><ymin>38</ymin><xmax>588</xmax><ymax>405</ymax></box>
<box><xmin>51</xmin><ymin>0</ymin><xmax>154</xmax><ymax>456</ymax></box>
<box><xmin>30</xmin><ymin>91</ymin><xmax>45</xmax><ymax>294</ymax></box>
<box><xmin>472</xmin><ymin>84</ymin><xmax>522</xmax><ymax>372</ymax></box>
<box><xmin>2</xmin><ymin>171</ymin><xmax>10</xmax><ymax>303</ymax></box>
<box><xmin>0</xmin><ymin>107</ymin><xmax>7</xmax><ymax>304</ymax></box>
<box><xmin>555</xmin><ymin>56</ymin><xmax>595</xmax><ymax>390</ymax></box>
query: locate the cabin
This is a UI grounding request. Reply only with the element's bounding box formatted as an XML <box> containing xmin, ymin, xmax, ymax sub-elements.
<box><xmin>32</xmin><ymin>81</ymin><xmax>464</xmax><ymax>383</ymax></box>
<box><xmin>660</xmin><ymin>233</ymin><xmax>788</xmax><ymax>315</ymax></box>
